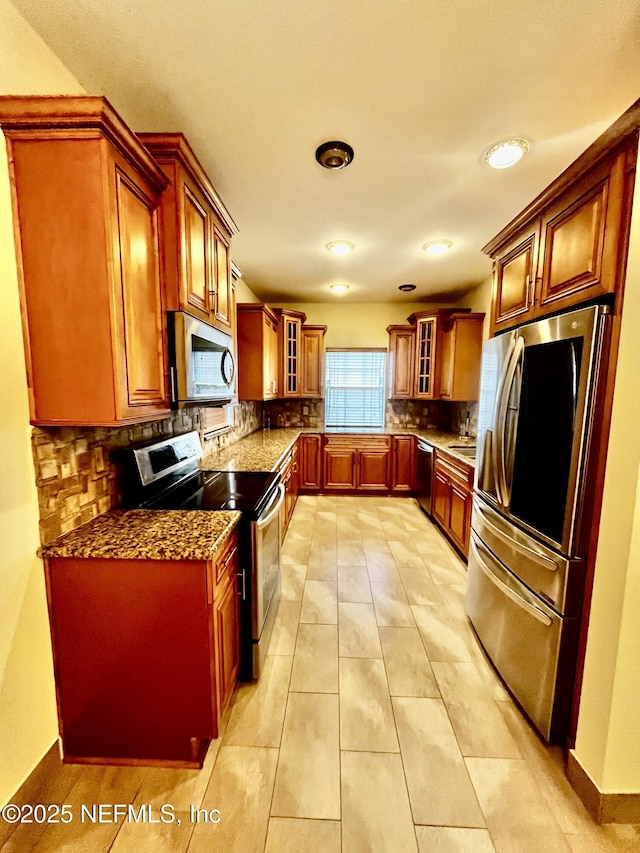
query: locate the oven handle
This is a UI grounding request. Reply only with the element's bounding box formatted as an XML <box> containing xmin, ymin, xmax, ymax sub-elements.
<box><xmin>256</xmin><ymin>484</ymin><xmax>285</xmax><ymax>529</ymax></box>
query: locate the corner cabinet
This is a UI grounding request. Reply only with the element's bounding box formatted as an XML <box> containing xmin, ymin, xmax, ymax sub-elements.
<box><xmin>43</xmin><ymin>528</ymin><xmax>240</xmax><ymax>767</ymax></box>
<box><xmin>236</xmin><ymin>303</ymin><xmax>280</xmax><ymax>400</ymax></box>
<box><xmin>487</xmin><ymin>137</ymin><xmax>637</xmax><ymax>335</ymax></box>
<box><xmin>432</xmin><ymin>449</ymin><xmax>473</xmax><ymax>557</ymax></box>
<box><xmin>138</xmin><ymin>133</ymin><xmax>238</xmax><ymax>333</ymax></box>
<box><xmin>0</xmin><ymin>96</ymin><xmax>171</xmax><ymax>426</ymax></box>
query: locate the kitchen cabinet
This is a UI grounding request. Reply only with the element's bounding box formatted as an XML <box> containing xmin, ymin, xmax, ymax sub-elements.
<box><xmin>391</xmin><ymin>435</ymin><xmax>415</xmax><ymax>492</ymax></box>
<box><xmin>138</xmin><ymin>133</ymin><xmax>237</xmax><ymax>332</ymax></box>
<box><xmin>0</xmin><ymin>96</ymin><xmax>171</xmax><ymax>426</ymax></box>
<box><xmin>387</xmin><ymin>325</ymin><xmax>415</xmax><ymax>399</ymax></box>
<box><xmin>299</xmin><ymin>434</ymin><xmax>322</xmax><ymax>490</ymax></box>
<box><xmin>236</xmin><ymin>303</ymin><xmax>280</xmax><ymax>400</ymax></box>
<box><xmin>438</xmin><ymin>313</ymin><xmax>485</xmax><ymax>401</ymax></box>
<box><xmin>275</xmin><ymin>309</ymin><xmax>306</xmax><ymax>397</ymax></box>
<box><xmin>278</xmin><ymin>441</ymin><xmax>300</xmax><ymax>538</ymax></box>
<box><xmin>487</xmin><ymin>138</ymin><xmax>635</xmax><ymax>335</ymax></box>
<box><xmin>43</xmin><ymin>528</ymin><xmax>239</xmax><ymax>766</ymax></box>
<box><xmin>387</xmin><ymin>310</ymin><xmax>484</xmax><ymax>401</ymax></box>
<box><xmin>322</xmin><ymin>435</ymin><xmax>391</xmax><ymax>491</ymax></box>
<box><xmin>432</xmin><ymin>449</ymin><xmax>473</xmax><ymax>557</ymax></box>
<box><xmin>301</xmin><ymin>325</ymin><xmax>327</xmax><ymax>397</ymax></box>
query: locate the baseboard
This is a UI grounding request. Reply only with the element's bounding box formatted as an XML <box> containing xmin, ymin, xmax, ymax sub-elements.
<box><xmin>567</xmin><ymin>750</ymin><xmax>640</xmax><ymax>824</ymax></box>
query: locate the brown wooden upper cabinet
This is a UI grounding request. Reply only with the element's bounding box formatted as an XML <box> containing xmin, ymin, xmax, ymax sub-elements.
<box><xmin>138</xmin><ymin>133</ymin><xmax>238</xmax><ymax>333</ymax></box>
<box><xmin>387</xmin><ymin>310</ymin><xmax>484</xmax><ymax>401</ymax></box>
<box><xmin>236</xmin><ymin>304</ymin><xmax>280</xmax><ymax>400</ymax></box>
<box><xmin>301</xmin><ymin>325</ymin><xmax>327</xmax><ymax>397</ymax></box>
<box><xmin>0</xmin><ymin>96</ymin><xmax>171</xmax><ymax>426</ymax></box>
<box><xmin>486</xmin><ymin>138</ymin><xmax>636</xmax><ymax>336</ymax></box>
<box><xmin>274</xmin><ymin>309</ymin><xmax>306</xmax><ymax>397</ymax></box>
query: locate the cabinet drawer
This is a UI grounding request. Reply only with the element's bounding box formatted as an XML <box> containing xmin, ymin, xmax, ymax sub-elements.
<box><xmin>323</xmin><ymin>435</ymin><xmax>390</xmax><ymax>450</ymax></box>
<box><xmin>213</xmin><ymin>529</ymin><xmax>239</xmax><ymax>588</ymax></box>
<box><xmin>434</xmin><ymin>449</ymin><xmax>473</xmax><ymax>486</ymax></box>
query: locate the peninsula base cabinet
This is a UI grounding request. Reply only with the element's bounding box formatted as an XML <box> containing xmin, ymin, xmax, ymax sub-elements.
<box><xmin>43</xmin><ymin>529</ymin><xmax>239</xmax><ymax>767</ymax></box>
<box><xmin>432</xmin><ymin>451</ymin><xmax>473</xmax><ymax>557</ymax></box>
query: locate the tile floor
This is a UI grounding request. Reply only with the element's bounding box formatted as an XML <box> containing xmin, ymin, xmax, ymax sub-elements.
<box><xmin>3</xmin><ymin>495</ymin><xmax>640</xmax><ymax>852</ymax></box>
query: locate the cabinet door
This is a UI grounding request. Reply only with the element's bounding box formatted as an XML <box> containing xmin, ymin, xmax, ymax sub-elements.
<box><xmin>300</xmin><ymin>435</ymin><xmax>322</xmax><ymax>489</ymax></box>
<box><xmin>449</xmin><ymin>482</ymin><xmax>471</xmax><ymax>556</ymax></box>
<box><xmin>414</xmin><ymin>317</ymin><xmax>438</xmax><ymax>398</ymax></box>
<box><xmin>213</xmin><ymin>225</ymin><xmax>232</xmax><ymax>328</ymax></box>
<box><xmin>491</xmin><ymin>227</ymin><xmax>538</xmax><ymax>335</ymax></box>
<box><xmin>391</xmin><ymin>436</ymin><xmax>415</xmax><ymax>492</ymax></box>
<box><xmin>387</xmin><ymin>327</ymin><xmax>415</xmax><ymax>398</ymax></box>
<box><xmin>323</xmin><ymin>448</ymin><xmax>357</xmax><ymax>489</ymax></box>
<box><xmin>440</xmin><ymin>316</ymin><xmax>484</xmax><ymax>402</ymax></box>
<box><xmin>263</xmin><ymin>315</ymin><xmax>279</xmax><ymax>399</ymax></box>
<box><xmin>182</xmin><ymin>183</ymin><xmax>212</xmax><ymax>320</ymax></box>
<box><xmin>214</xmin><ymin>571</ymin><xmax>239</xmax><ymax>720</ymax></box>
<box><xmin>282</xmin><ymin>315</ymin><xmax>302</xmax><ymax>397</ymax></box>
<box><xmin>301</xmin><ymin>326</ymin><xmax>325</xmax><ymax>397</ymax></box>
<box><xmin>358</xmin><ymin>449</ymin><xmax>391</xmax><ymax>490</ymax></box>
<box><xmin>432</xmin><ymin>466</ymin><xmax>451</xmax><ymax>530</ymax></box>
<box><xmin>114</xmin><ymin>167</ymin><xmax>168</xmax><ymax>416</ymax></box>
<box><xmin>537</xmin><ymin>145</ymin><xmax>629</xmax><ymax>314</ymax></box>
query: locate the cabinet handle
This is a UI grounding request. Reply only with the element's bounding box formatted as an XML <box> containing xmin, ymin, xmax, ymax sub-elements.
<box><xmin>237</xmin><ymin>568</ymin><xmax>246</xmax><ymax>600</ymax></box>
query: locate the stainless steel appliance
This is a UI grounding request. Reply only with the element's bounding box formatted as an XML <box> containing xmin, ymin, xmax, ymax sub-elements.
<box><xmin>167</xmin><ymin>311</ymin><xmax>236</xmax><ymax>406</ymax></box>
<box><xmin>122</xmin><ymin>431</ymin><xmax>284</xmax><ymax>681</ymax></box>
<box><xmin>466</xmin><ymin>303</ymin><xmax>609</xmax><ymax>741</ymax></box>
<box><xmin>416</xmin><ymin>438</ymin><xmax>434</xmax><ymax>517</ymax></box>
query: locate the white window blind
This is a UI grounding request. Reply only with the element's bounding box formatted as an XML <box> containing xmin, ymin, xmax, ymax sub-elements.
<box><xmin>325</xmin><ymin>349</ymin><xmax>386</xmax><ymax>429</ymax></box>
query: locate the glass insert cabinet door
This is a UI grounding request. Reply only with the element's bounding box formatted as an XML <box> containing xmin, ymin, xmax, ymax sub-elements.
<box><xmin>415</xmin><ymin>317</ymin><xmax>438</xmax><ymax>398</ymax></box>
<box><xmin>285</xmin><ymin>317</ymin><xmax>301</xmax><ymax>395</ymax></box>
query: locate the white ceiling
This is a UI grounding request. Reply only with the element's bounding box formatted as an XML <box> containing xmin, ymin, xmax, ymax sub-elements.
<box><xmin>10</xmin><ymin>0</ymin><xmax>640</xmax><ymax>303</ymax></box>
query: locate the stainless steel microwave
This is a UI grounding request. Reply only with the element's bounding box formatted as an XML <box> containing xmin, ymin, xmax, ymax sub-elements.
<box><xmin>167</xmin><ymin>311</ymin><xmax>236</xmax><ymax>407</ymax></box>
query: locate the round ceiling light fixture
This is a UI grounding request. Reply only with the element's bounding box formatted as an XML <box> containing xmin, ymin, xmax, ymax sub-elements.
<box><xmin>315</xmin><ymin>140</ymin><xmax>354</xmax><ymax>170</ymax></box>
<box><xmin>398</xmin><ymin>283</ymin><xmax>416</xmax><ymax>292</ymax></box>
<box><xmin>330</xmin><ymin>283</ymin><xmax>350</xmax><ymax>294</ymax></box>
<box><xmin>326</xmin><ymin>240</ymin><xmax>355</xmax><ymax>255</ymax></box>
<box><xmin>422</xmin><ymin>239</ymin><xmax>453</xmax><ymax>256</ymax></box>
<box><xmin>483</xmin><ymin>138</ymin><xmax>529</xmax><ymax>169</ymax></box>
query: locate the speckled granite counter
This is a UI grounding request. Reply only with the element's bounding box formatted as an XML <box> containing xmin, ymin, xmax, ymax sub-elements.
<box><xmin>200</xmin><ymin>427</ymin><xmax>476</xmax><ymax>471</ymax></box>
<box><xmin>40</xmin><ymin>509</ymin><xmax>241</xmax><ymax>561</ymax></box>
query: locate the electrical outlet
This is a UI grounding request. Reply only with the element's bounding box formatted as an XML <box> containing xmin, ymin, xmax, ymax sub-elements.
<box><xmin>302</xmin><ymin>405</ymin><xmax>309</xmax><ymax>415</ymax></box>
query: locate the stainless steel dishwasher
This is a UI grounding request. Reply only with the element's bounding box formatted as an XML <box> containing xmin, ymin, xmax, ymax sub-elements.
<box><xmin>416</xmin><ymin>439</ymin><xmax>434</xmax><ymax>517</ymax></box>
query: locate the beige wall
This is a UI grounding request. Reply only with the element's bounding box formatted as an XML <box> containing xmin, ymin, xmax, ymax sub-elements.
<box><xmin>573</xmin><ymin>144</ymin><xmax>640</xmax><ymax>793</ymax></box>
<box><xmin>456</xmin><ymin>275</ymin><xmax>492</xmax><ymax>340</ymax></box>
<box><xmin>234</xmin><ymin>277</ymin><xmax>261</xmax><ymax>304</ymax></box>
<box><xmin>0</xmin><ymin>0</ymin><xmax>85</xmax><ymax>805</ymax></box>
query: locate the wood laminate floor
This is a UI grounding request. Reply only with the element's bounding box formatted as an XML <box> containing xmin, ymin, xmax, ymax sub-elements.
<box><xmin>2</xmin><ymin>496</ymin><xmax>639</xmax><ymax>852</ymax></box>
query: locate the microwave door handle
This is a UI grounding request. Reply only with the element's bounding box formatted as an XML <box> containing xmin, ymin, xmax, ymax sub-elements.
<box><xmin>494</xmin><ymin>335</ymin><xmax>524</xmax><ymax>508</ymax></box>
<box><xmin>221</xmin><ymin>347</ymin><xmax>235</xmax><ymax>387</ymax></box>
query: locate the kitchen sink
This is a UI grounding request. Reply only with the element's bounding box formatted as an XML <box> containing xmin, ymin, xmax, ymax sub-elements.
<box><xmin>448</xmin><ymin>445</ymin><xmax>477</xmax><ymax>457</ymax></box>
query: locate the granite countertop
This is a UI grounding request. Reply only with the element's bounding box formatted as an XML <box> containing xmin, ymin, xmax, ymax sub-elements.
<box><xmin>40</xmin><ymin>509</ymin><xmax>241</xmax><ymax>561</ymax></box>
<box><xmin>199</xmin><ymin>426</ymin><xmax>476</xmax><ymax>470</ymax></box>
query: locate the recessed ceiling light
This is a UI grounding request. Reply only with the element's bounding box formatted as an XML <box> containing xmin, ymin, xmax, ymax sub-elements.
<box><xmin>483</xmin><ymin>138</ymin><xmax>529</xmax><ymax>169</ymax></box>
<box><xmin>398</xmin><ymin>283</ymin><xmax>416</xmax><ymax>292</ymax></box>
<box><xmin>422</xmin><ymin>239</ymin><xmax>453</xmax><ymax>256</ymax></box>
<box><xmin>326</xmin><ymin>240</ymin><xmax>355</xmax><ymax>255</ymax></box>
<box><xmin>315</xmin><ymin>140</ymin><xmax>354</xmax><ymax>169</ymax></box>
<box><xmin>330</xmin><ymin>283</ymin><xmax>349</xmax><ymax>294</ymax></box>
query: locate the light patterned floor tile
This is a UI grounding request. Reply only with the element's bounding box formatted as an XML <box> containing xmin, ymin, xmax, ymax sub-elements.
<box><xmin>290</xmin><ymin>623</ymin><xmax>339</xmax><ymax>693</ymax></box>
<box><xmin>299</xmin><ymin>579</ymin><xmax>338</xmax><ymax>624</ymax></box>
<box><xmin>264</xmin><ymin>818</ymin><xmax>341</xmax><ymax>853</ymax></box>
<box><xmin>341</xmin><ymin>751</ymin><xmax>418</xmax><ymax>853</ymax></box>
<box><xmin>379</xmin><ymin>626</ymin><xmax>440</xmax><ymax>697</ymax></box>
<box><xmin>337</xmin><ymin>538</ymin><xmax>367</xmax><ymax>566</ymax></box>
<box><xmin>370</xmin><ymin>580</ymin><xmax>415</xmax><ymax>626</ymax></box>
<box><xmin>388</xmin><ymin>539</ymin><xmax>425</xmax><ymax>568</ymax></box>
<box><xmin>339</xmin><ymin>658</ymin><xmax>399</xmax><ymax>752</ymax></box>
<box><xmin>224</xmin><ymin>655</ymin><xmax>293</xmax><ymax>747</ymax></box>
<box><xmin>271</xmin><ymin>693</ymin><xmax>340</xmax><ymax>820</ymax></box>
<box><xmin>279</xmin><ymin>563</ymin><xmax>307</xmax><ymax>601</ymax></box>
<box><xmin>397</xmin><ymin>564</ymin><xmax>443</xmax><ymax>605</ymax></box>
<box><xmin>393</xmin><ymin>697</ymin><xmax>485</xmax><ymax>827</ymax></box>
<box><xmin>415</xmin><ymin>826</ymin><xmax>496</xmax><ymax>852</ymax></box>
<box><xmin>412</xmin><ymin>604</ymin><xmax>475</xmax><ymax>662</ymax></box>
<box><xmin>269</xmin><ymin>600</ymin><xmax>301</xmax><ymax>655</ymax></box>
<box><xmin>338</xmin><ymin>602</ymin><xmax>382</xmax><ymax>657</ymax></box>
<box><xmin>337</xmin><ymin>566</ymin><xmax>372</xmax><ymax>603</ymax></box>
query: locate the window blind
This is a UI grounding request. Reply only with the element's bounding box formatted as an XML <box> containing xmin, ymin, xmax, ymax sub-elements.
<box><xmin>325</xmin><ymin>350</ymin><xmax>386</xmax><ymax>429</ymax></box>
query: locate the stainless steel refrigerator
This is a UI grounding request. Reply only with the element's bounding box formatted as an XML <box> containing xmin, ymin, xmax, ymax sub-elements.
<box><xmin>465</xmin><ymin>303</ymin><xmax>609</xmax><ymax>742</ymax></box>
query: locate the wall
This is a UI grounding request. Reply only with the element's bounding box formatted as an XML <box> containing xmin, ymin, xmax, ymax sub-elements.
<box><xmin>573</xmin><ymin>145</ymin><xmax>640</xmax><ymax>794</ymax></box>
<box><xmin>0</xmin><ymin>0</ymin><xmax>86</xmax><ymax>806</ymax></box>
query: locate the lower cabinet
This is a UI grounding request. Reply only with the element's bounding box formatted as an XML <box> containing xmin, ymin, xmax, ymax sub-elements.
<box><xmin>322</xmin><ymin>435</ymin><xmax>391</xmax><ymax>491</ymax></box>
<box><xmin>279</xmin><ymin>442</ymin><xmax>299</xmax><ymax>538</ymax></box>
<box><xmin>43</xmin><ymin>528</ymin><xmax>240</xmax><ymax>767</ymax></box>
<box><xmin>299</xmin><ymin>434</ymin><xmax>322</xmax><ymax>489</ymax></box>
<box><xmin>391</xmin><ymin>435</ymin><xmax>415</xmax><ymax>492</ymax></box>
<box><xmin>432</xmin><ymin>450</ymin><xmax>473</xmax><ymax>557</ymax></box>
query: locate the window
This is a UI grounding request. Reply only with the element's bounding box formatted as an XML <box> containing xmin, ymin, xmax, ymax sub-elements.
<box><xmin>325</xmin><ymin>349</ymin><xmax>386</xmax><ymax>429</ymax></box>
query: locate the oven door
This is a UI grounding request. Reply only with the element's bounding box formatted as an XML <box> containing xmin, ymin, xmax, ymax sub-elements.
<box><xmin>250</xmin><ymin>484</ymin><xmax>285</xmax><ymax>676</ymax></box>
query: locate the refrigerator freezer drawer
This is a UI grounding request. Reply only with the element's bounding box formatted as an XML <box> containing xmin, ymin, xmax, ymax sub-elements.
<box><xmin>471</xmin><ymin>496</ymin><xmax>585</xmax><ymax>616</ymax></box>
<box><xmin>466</xmin><ymin>531</ymin><xmax>578</xmax><ymax>742</ymax></box>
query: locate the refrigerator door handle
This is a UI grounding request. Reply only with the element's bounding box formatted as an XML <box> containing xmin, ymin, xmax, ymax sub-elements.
<box><xmin>470</xmin><ymin>535</ymin><xmax>553</xmax><ymax>627</ymax></box>
<box><xmin>475</xmin><ymin>500</ymin><xmax>559</xmax><ymax>572</ymax></box>
<box><xmin>494</xmin><ymin>335</ymin><xmax>524</xmax><ymax>508</ymax></box>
